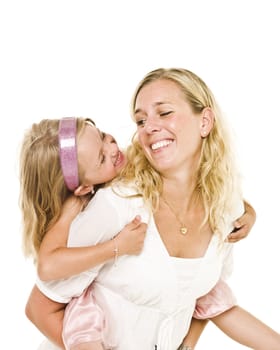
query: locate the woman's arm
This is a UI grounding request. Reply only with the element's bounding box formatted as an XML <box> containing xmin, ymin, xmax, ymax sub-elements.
<box><xmin>38</xmin><ymin>196</ymin><xmax>147</xmax><ymax>281</ymax></box>
<box><xmin>211</xmin><ymin>305</ymin><xmax>280</xmax><ymax>350</ymax></box>
<box><xmin>25</xmin><ymin>285</ymin><xmax>66</xmax><ymax>349</ymax></box>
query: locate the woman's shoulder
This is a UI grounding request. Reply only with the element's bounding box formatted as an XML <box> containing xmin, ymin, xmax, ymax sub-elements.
<box><xmin>69</xmin><ymin>182</ymin><xmax>145</xmax><ymax>246</ymax></box>
<box><xmin>82</xmin><ymin>180</ymin><xmax>144</xmax><ymax>213</ymax></box>
<box><xmin>94</xmin><ymin>181</ymin><xmax>140</xmax><ymax>201</ymax></box>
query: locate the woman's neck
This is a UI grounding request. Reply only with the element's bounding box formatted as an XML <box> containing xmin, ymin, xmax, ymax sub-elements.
<box><xmin>161</xmin><ymin>174</ymin><xmax>199</xmax><ymax>211</ymax></box>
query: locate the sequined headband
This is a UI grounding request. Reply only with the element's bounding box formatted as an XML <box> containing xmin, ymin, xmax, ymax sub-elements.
<box><xmin>58</xmin><ymin>117</ymin><xmax>79</xmax><ymax>191</ymax></box>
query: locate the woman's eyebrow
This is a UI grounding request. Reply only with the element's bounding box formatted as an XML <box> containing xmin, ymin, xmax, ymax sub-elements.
<box><xmin>134</xmin><ymin>101</ymin><xmax>171</xmax><ymax>114</ymax></box>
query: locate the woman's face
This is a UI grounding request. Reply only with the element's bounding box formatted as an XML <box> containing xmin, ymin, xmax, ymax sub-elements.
<box><xmin>77</xmin><ymin>123</ymin><xmax>126</xmax><ymax>186</ymax></box>
<box><xmin>134</xmin><ymin>79</ymin><xmax>204</xmax><ymax>175</ymax></box>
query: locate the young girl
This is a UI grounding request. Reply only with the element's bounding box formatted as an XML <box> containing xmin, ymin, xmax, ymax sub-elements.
<box><xmin>20</xmin><ymin>117</ymin><xmax>147</xmax><ymax>350</ymax></box>
<box><xmin>21</xmin><ymin>116</ymin><xmax>257</xmax><ymax>349</ymax></box>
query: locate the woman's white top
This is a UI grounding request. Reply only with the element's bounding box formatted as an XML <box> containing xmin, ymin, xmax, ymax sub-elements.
<box><xmin>37</xmin><ymin>184</ymin><xmax>244</xmax><ymax>350</ymax></box>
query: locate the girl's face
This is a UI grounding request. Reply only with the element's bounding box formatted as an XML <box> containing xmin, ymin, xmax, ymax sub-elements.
<box><xmin>134</xmin><ymin>79</ymin><xmax>205</xmax><ymax>176</ymax></box>
<box><xmin>77</xmin><ymin>123</ymin><xmax>126</xmax><ymax>186</ymax></box>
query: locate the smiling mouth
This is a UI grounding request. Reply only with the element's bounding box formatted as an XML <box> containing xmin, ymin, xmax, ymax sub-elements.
<box><xmin>151</xmin><ymin>139</ymin><xmax>173</xmax><ymax>151</ymax></box>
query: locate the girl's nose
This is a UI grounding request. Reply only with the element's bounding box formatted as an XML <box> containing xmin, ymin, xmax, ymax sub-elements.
<box><xmin>104</xmin><ymin>133</ymin><xmax>116</xmax><ymax>144</ymax></box>
<box><xmin>103</xmin><ymin>133</ymin><xmax>118</xmax><ymax>156</ymax></box>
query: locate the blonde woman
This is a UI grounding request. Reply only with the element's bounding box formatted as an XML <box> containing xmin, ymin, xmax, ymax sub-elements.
<box><xmin>25</xmin><ymin>69</ymin><xmax>275</xmax><ymax>350</ymax></box>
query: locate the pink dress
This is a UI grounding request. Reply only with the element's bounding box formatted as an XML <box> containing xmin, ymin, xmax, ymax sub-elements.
<box><xmin>193</xmin><ymin>278</ymin><xmax>236</xmax><ymax>319</ymax></box>
<box><xmin>63</xmin><ymin>284</ymin><xmax>105</xmax><ymax>349</ymax></box>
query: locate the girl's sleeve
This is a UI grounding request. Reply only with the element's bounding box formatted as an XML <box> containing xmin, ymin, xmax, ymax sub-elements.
<box><xmin>36</xmin><ymin>188</ymin><xmax>123</xmax><ymax>303</ymax></box>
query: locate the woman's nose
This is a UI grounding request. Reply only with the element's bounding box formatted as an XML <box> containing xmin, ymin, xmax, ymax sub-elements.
<box><xmin>144</xmin><ymin>118</ymin><xmax>161</xmax><ymax>134</ymax></box>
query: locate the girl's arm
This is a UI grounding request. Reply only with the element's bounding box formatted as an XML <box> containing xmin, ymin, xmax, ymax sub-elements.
<box><xmin>211</xmin><ymin>305</ymin><xmax>280</xmax><ymax>349</ymax></box>
<box><xmin>227</xmin><ymin>200</ymin><xmax>256</xmax><ymax>242</ymax></box>
<box><xmin>38</xmin><ymin>197</ymin><xmax>255</xmax><ymax>281</ymax></box>
<box><xmin>38</xmin><ymin>196</ymin><xmax>147</xmax><ymax>281</ymax></box>
<box><xmin>25</xmin><ymin>285</ymin><xmax>66</xmax><ymax>349</ymax></box>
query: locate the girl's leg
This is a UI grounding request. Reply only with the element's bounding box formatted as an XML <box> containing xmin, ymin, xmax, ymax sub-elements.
<box><xmin>211</xmin><ymin>305</ymin><xmax>280</xmax><ymax>350</ymax></box>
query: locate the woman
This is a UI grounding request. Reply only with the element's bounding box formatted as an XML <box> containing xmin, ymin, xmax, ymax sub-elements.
<box><xmin>27</xmin><ymin>68</ymin><xmax>279</xmax><ymax>349</ymax></box>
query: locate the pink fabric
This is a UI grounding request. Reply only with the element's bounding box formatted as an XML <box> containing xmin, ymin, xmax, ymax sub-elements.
<box><xmin>63</xmin><ymin>284</ymin><xmax>105</xmax><ymax>350</ymax></box>
<box><xmin>193</xmin><ymin>279</ymin><xmax>237</xmax><ymax>319</ymax></box>
<box><xmin>58</xmin><ymin>117</ymin><xmax>79</xmax><ymax>191</ymax></box>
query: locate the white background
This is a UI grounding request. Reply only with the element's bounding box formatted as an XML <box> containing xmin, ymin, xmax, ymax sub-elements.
<box><xmin>1</xmin><ymin>0</ymin><xmax>279</xmax><ymax>349</ymax></box>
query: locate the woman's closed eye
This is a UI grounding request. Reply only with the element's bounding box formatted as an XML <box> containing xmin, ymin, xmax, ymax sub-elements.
<box><xmin>159</xmin><ymin>111</ymin><xmax>173</xmax><ymax>117</ymax></box>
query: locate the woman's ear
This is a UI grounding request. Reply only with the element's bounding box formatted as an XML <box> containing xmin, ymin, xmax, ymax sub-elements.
<box><xmin>200</xmin><ymin>107</ymin><xmax>215</xmax><ymax>138</ymax></box>
<box><xmin>74</xmin><ymin>185</ymin><xmax>94</xmax><ymax>197</ymax></box>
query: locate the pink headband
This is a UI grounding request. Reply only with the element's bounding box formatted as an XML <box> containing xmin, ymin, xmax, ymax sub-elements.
<box><xmin>58</xmin><ymin>117</ymin><xmax>79</xmax><ymax>191</ymax></box>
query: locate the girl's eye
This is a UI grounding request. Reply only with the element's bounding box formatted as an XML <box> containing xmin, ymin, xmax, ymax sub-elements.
<box><xmin>136</xmin><ymin>119</ymin><xmax>146</xmax><ymax>127</ymax></box>
<box><xmin>160</xmin><ymin>111</ymin><xmax>172</xmax><ymax>117</ymax></box>
<box><xmin>101</xmin><ymin>154</ymin><xmax>106</xmax><ymax>164</ymax></box>
<box><xmin>98</xmin><ymin>129</ymin><xmax>106</xmax><ymax>140</ymax></box>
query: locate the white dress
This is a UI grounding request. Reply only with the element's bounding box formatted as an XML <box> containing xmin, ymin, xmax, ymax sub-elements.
<box><xmin>37</xmin><ymin>183</ymin><xmax>244</xmax><ymax>350</ymax></box>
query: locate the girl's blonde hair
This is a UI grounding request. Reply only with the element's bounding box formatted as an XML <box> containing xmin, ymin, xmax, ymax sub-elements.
<box><xmin>120</xmin><ymin>68</ymin><xmax>242</xmax><ymax>236</ymax></box>
<box><xmin>19</xmin><ymin>117</ymin><xmax>92</xmax><ymax>262</ymax></box>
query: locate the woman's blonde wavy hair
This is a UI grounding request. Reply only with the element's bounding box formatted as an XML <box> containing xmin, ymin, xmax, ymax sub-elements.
<box><xmin>19</xmin><ymin>117</ymin><xmax>93</xmax><ymax>262</ymax></box>
<box><xmin>119</xmin><ymin>68</ymin><xmax>242</xmax><ymax>236</ymax></box>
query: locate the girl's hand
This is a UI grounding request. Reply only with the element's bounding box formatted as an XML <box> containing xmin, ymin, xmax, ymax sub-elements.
<box><xmin>114</xmin><ymin>215</ymin><xmax>147</xmax><ymax>256</ymax></box>
<box><xmin>226</xmin><ymin>201</ymin><xmax>256</xmax><ymax>242</ymax></box>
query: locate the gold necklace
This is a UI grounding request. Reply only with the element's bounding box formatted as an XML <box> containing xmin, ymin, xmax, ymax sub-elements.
<box><xmin>162</xmin><ymin>197</ymin><xmax>188</xmax><ymax>235</ymax></box>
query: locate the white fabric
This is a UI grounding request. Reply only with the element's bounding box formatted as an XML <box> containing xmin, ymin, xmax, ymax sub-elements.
<box><xmin>37</xmin><ymin>340</ymin><xmax>59</xmax><ymax>350</ymax></box>
<box><xmin>36</xmin><ymin>183</ymin><xmax>244</xmax><ymax>350</ymax></box>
